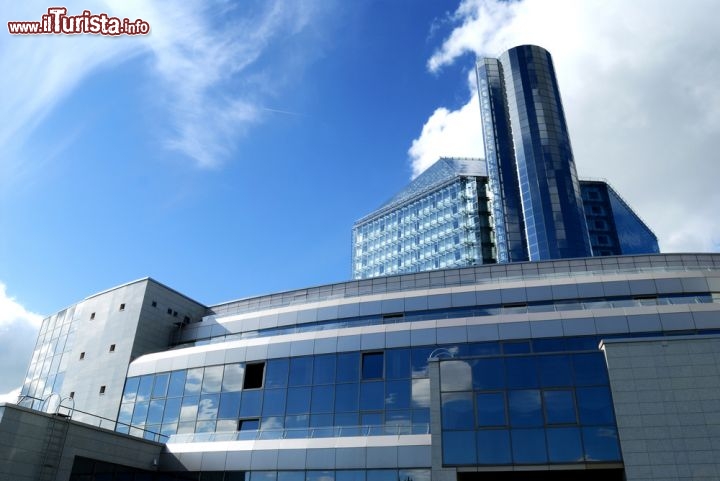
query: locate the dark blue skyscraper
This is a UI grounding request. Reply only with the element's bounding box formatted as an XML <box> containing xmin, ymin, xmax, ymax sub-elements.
<box><xmin>477</xmin><ymin>45</ymin><xmax>593</xmax><ymax>261</ymax></box>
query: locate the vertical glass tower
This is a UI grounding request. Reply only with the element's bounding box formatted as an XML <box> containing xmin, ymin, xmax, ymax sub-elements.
<box><xmin>478</xmin><ymin>45</ymin><xmax>593</xmax><ymax>261</ymax></box>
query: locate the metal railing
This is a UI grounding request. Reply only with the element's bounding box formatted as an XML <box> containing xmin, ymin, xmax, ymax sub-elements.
<box><xmin>168</xmin><ymin>423</ymin><xmax>431</xmax><ymax>444</ymax></box>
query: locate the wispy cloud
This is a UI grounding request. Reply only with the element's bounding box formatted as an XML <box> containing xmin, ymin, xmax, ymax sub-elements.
<box><xmin>410</xmin><ymin>0</ymin><xmax>720</xmax><ymax>253</ymax></box>
<box><xmin>1</xmin><ymin>0</ymin><xmax>327</xmax><ymax>176</ymax></box>
<box><xmin>0</xmin><ymin>282</ymin><xmax>43</xmax><ymax>396</ymax></box>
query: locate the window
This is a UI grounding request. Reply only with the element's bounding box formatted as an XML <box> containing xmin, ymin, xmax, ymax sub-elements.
<box><xmin>362</xmin><ymin>352</ymin><xmax>384</xmax><ymax>379</ymax></box>
<box><xmin>243</xmin><ymin>362</ymin><xmax>265</xmax><ymax>389</ymax></box>
<box><xmin>151</xmin><ymin>301</ymin><xmax>157</xmax><ymax>308</ymax></box>
<box><xmin>167</xmin><ymin>308</ymin><xmax>172</xmax><ymax>315</ymax></box>
<box><xmin>173</xmin><ymin>311</ymin><xmax>178</xmax><ymax>317</ymax></box>
<box><xmin>109</xmin><ymin>344</ymin><xmax>116</xmax><ymax>352</ymax></box>
<box><xmin>183</xmin><ymin>316</ymin><xmax>190</xmax><ymax>323</ymax></box>
<box><xmin>69</xmin><ymin>392</ymin><xmax>75</xmax><ymax>399</ymax></box>
<box><xmin>99</xmin><ymin>386</ymin><xmax>106</xmax><ymax>394</ymax></box>
<box><xmin>80</xmin><ymin>352</ymin><xmax>85</xmax><ymax>360</ymax></box>
<box><xmin>90</xmin><ymin>312</ymin><xmax>95</xmax><ymax>320</ymax></box>
<box><xmin>119</xmin><ymin>303</ymin><xmax>125</xmax><ymax>311</ymax></box>
<box><xmin>238</xmin><ymin>418</ymin><xmax>260</xmax><ymax>431</ymax></box>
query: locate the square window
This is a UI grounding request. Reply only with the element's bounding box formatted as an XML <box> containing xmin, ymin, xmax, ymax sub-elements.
<box><xmin>173</xmin><ymin>311</ymin><xmax>178</xmax><ymax>317</ymax></box>
<box><xmin>243</xmin><ymin>363</ymin><xmax>265</xmax><ymax>389</ymax></box>
<box><xmin>238</xmin><ymin>418</ymin><xmax>260</xmax><ymax>431</ymax></box>
<box><xmin>151</xmin><ymin>301</ymin><xmax>157</xmax><ymax>308</ymax></box>
<box><xmin>119</xmin><ymin>303</ymin><xmax>125</xmax><ymax>311</ymax></box>
<box><xmin>99</xmin><ymin>386</ymin><xmax>106</xmax><ymax>394</ymax></box>
<box><xmin>109</xmin><ymin>344</ymin><xmax>116</xmax><ymax>352</ymax></box>
<box><xmin>69</xmin><ymin>392</ymin><xmax>75</xmax><ymax>399</ymax></box>
<box><xmin>362</xmin><ymin>352</ymin><xmax>384</xmax><ymax>379</ymax></box>
<box><xmin>90</xmin><ymin>312</ymin><xmax>95</xmax><ymax>320</ymax></box>
<box><xmin>80</xmin><ymin>352</ymin><xmax>85</xmax><ymax>360</ymax></box>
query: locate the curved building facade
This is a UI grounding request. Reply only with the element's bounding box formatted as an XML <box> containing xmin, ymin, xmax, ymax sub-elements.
<box><xmin>478</xmin><ymin>45</ymin><xmax>593</xmax><ymax>262</ymax></box>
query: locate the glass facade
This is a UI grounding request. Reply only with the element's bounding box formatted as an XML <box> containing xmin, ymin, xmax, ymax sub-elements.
<box><xmin>499</xmin><ymin>45</ymin><xmax>593</xmax><ymax>260</ymax></box>
<box><xmin>581</xmin><ymin>181</ymin><xmax>659</xmax><ymax>256</ymax></box>
<box><xmin>439</xmin><ymin>351</ymin><xmax>620</xmax><ymax>465</ymax></box>
<box><xmin>19</xmin><ymin>306</ymin><xmax>77</xmax><ymax>408</ymax></box>
<box><xmin>476</xmin><ymin>58</ymin><xmax>528</xmax><ymax>264</ymax></box>
<box><xmin>352</xmin><ymin>159</ymin><xmax>494</xmax><ymax>279</ymax></box>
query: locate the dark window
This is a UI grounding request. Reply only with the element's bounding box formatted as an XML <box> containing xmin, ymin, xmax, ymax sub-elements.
<box><xmin>90</xmin><ymin>312</ymin><xmax>95</xmax><ymax>320</ymax></box>
<box><xmin>238</xmin><ymin>418</ymin><xmax>260</xmax><ymax>431</ymax></box>
<box><xmin>183</xmin><ymin>316</ymin><xmax>190</xmax><ymax>323</ymax></box>
<box><xmin>99</xmin><ymin>386</ymin><xmax>106</xmax><ymax>394</ymax></box>
<box><xmin>119</xmin><ymin>303</ymin><xmax>125</xmax><ymax>311</ymax></box>
<box><xmin>109</xmin><ymin>344</ymin><xmax>116</xmax><ymax>352</ymax></box>
<box><xmin>167</xmin><ymin>308</ymin><xmax>172</xmax><ymax>315</ymax></box>
<box><xmin>80</xmin><ymin>352</ymin><xmax>85</xmax><ymax>360</ymax></box>
<box><xmin>69</xmin><ymin>392</ymin><xmax>74</xmax><ymax>399</ymax></box>
<box><xmin>243</xmin><ymin>362</ymin><xmax>265</xmax><ymax>389</ymax></box>
<box><xmin>151</xmin><ymin>301</ymin><xmax>157</xmax><ymax>308</ymax></box>
<box><xmin>362</xmin><ymin>352</ymin><xmax>384</xmax><ymax>379</ymax></box>
<box><xmin>173</xmin><ymin>311</ymin><xmax>178</xmax><ymax>317</ymax></box>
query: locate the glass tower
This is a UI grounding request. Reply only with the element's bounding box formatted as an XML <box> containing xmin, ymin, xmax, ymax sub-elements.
<box><xmin>478</xmin><ymin>45</ymin><xmax>593</xmax><ymax>261</ymax></box>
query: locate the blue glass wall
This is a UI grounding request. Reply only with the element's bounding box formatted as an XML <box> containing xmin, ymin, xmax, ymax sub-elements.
<box><xmin>496</xmin><ymin>45</ymin><xmax>593</xmax><ymax>261</ymax></box>
<box><xmin>607</xmin><ymin>185</ymin><xmax>659</xmax><ymax>255</ymax></box>
<box><xmin>439</xmin><ymin>351</ymin><xmax>621</xmax><ymax>466</ymax></box>
<box><xmin>476</xmin><ymin>59</ymin><xmax>527</xmax><ymax>264</ymax></box>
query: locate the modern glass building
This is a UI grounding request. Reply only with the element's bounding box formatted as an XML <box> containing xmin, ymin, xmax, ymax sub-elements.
<box><xmin>477</xmin><ymin>45</ymin><xmax>593</xmax><ymax>262</ymax></box>
<box><xmin>352</xmin><ymin>158</ymin><xmax>658</xmax><ymax>280</ymax></box>
<box><xmin>7</xmin><ymin>253</ymin><xmax>720</xmax><ymax>481</ymax></box>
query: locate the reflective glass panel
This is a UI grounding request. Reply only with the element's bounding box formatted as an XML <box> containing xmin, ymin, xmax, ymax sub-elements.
<box><xmin>167</xmin><ymin>370</ymin><xmax>186</xmax><ymax>398</ymax></box>
<box><xmin>222</xmin><ymin>364</ymin><xmax>244</xmax><ymax>392</ymax></box>
<box><xmin>508</xmin><ymin>390</ymin><xmax>542</xmax><ymax>427</ymax></box>
<box><xmin>538</xmin><ymin>355</ymin><xmax>573</xmax><ymax>387</ymax></box>
<box><xmin>151</xmin><ymin>373</ymin><xmax>169</xmax><ymax>399</ymax></box>
<box><xmin>286</xmin><ymin>386</ymin><xmax>311</xmax><ymax>415</ymax></box>
<box><xmin>573</xmin><ymin>353</ymin><xmax>609</xmax><ymax>386</ymax></box>
<box><xmin>472</xmin><ymin>358</ymin><xmax>505</xmax><ymax>389</ymax></box>
<box><xmin>543</xmin><ymin>390</ymin><xmax>576</xmax><ymax>424</ymax></box>
<box><xmin>202</xmin><ymin>366</ymin><xmax>223</xmax><ymax>394</ymax></box>
<box><xmin>289</xmin><ymin>357</ymin><xmax>313</xmax><ymax>386</ymax></box>
<box><xmin>335</xmin><ymin>383</ymin><xmax>359</xmax><ymax>412</ymax></box>
<box><xmin>262</xmin><ymin>388</ymin><xmax>286</xmax><ymax>416</ymax></box>
<box><xmin>179</xmin><ymin>396</ymin><xmax>199</xmax><ymax>422</ymax></box>
<box><xmin>336</xmin><ymin>352</ymin><xmax>360</xmax><ymax>382</ymax></box>
<box><xmin>546</xmin><ymin>427</ymin><xmax>583</xmax><ymax>463</ymax></box>
<box><xmin>313</xmin><ymin>355</ymin><xmax>336</xmax><ymax>385</ymax></box>
<box><xmin>411</xmin><ymin>347</ymin><xmax>433</xmax><ymax>378</ymax></box>
<box><xmin>511</xmin><ymin>428</ymin><xmax>548</xmax><ymax>464</ymax></box>
<box><xmin>218</xmin><ymin>392</ymin><xmax>241</xmax><ymax>419</ymax></box>
<box><xmin>162</xmin><ymin>397</ymin><xmax>182</xmax><ymax>424</ymax></box>
<box><xmin>184</xmin><ymin>368</ymin><xmax>203</xmax><ymax>395</ymax></box>
<box><xmin>307</xmin><ymin>471</ymin><xmax>334</xmax><ymax>481</ymax></box>
<box><xmin>441</xmin><ymin>360</ymin><xmax>473</xmax><ymax>391</ymax></box>
<box><xmin>386</xmin><ymin>349</ymin><xmax>411</xmax><ymax>379</ymax></box>
<box><xmin>197</xmin><ymin>394</ymin><xmax>220</xmax><ymax>420</ymax></box>
<box><xmin>582</xmin><ymin>426</ymin><xmax>621</xmax><ymax>461</ymax></box>
<box><xmin>476</xmin><ymin>392</ymin><xmax>506</xmax><ymax>426</ymax></box>
<box><xmin>411</xmin><ymin>379</ymin><xmax>431</xmax><ymax>408</ymax></box>
<box><xmin>239</xmin><ymin>390</ymin><xmax>262</xmax><ymax>417</ymax></box>
<box><xmin>122</xmin><ymin>377</ymin><xmax>139</xmax><ymax>403</ymax></box>
<box><xmin>385</xmin><ymin>380</ymin><xmax>411</xmax><ymax>410</ymax></box>
<box><xmin>147</xmin><ymin>399</ymin><xmax>165</xmax><ymax>425</ymax></box>
<box><xmin>576</xmin><ymin>387</ymin><xmax>615</xmax><ymax>424</ymax></box>
<box><xmin>311</xmin><ymin>385</ymin><xmax>334</xmax><ymax>413</ymax></box>
<box><xmin>441</xmin><ymin>392</ymin><xmax>473</xmax><ymax>430</ymax></box>
<box><xmin>506</xmin><ymin>357</ymin><xmax>539</xmax><ymax>388</ymax></box>
<box><xmin>360</xmin><ymin>381</ymin><xmax>384</xmax><ymax>411</ymax></box>
<box><xmin>476</xmin><ymin>429</ymin><xmax>511</xmax><ymax>465</ymax></box>
<box><xmin>137</xmin><ymin>375</ymin><xmax>154</xmax><ymax>402</ymax></box>
<box><xmin>362</xmin><ymin>352</ymin><xmax>384</xmax><ymax>379</ymax></box>
<box><xmin>265</xmin><ymin>359</ymin><xmax>289</xmax><ymax>388</ymax></box>
<box><xmin>131</xmin><ymin>402</ymin><xmax>148</xmax><ymax>425</ymax></box>
<box><xmin>442</xmin><ymin>431</ymin><xmax>477</xmax><ymax>464</ymax></box>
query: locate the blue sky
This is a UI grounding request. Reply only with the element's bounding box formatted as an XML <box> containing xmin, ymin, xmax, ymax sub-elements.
<box><xmin>2</xmin><ymin>0</ymin><xmax>720</xmax><ymax>397</ymax></box>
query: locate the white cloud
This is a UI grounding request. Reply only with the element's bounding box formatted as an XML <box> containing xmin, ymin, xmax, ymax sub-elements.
<box><xmin>0</xmin><ymin>282</ymin><xmax>43</xmax><ymax>397</ymax></box>
<box><xmin>411</xmin><ymin>0</ymin><xmax>720</xmax><ymax>253</ymax></box>
<box><xmin>0</xmin><ymin>0</ymin><xmax>326</xmax><ymax>177</ymax></box>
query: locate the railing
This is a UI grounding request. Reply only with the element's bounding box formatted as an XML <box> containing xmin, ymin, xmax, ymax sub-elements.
<box><xmin>168</xmin><ymin>423</ymin><xmax>431</xmax><ymax>444</ymax></box>
<box><xmin>16</xmin><ymin>394</ymin><xmax>168</xmax><ymax>443</ymax></box>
